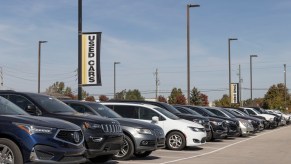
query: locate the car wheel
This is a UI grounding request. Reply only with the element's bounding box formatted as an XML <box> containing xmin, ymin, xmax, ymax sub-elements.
<box><xmin>166</xmin><ymin>131</ymin><xmax>186</xmax><ymax>150</ymax></box>
<box><xmin>0</xmin><ymin>138</ymin><xmax>23</xmax><ymax>164</ymax></box>
<box><xmin>89</xmin><ymin>154</ymin><xmax>113</xmax><ymax>163</ymax></box>
<box><xmin>112</xmin><ymin>135</ymin><xmax>134</xmax><ymax>160</ymax></box>
<box><xmin>133</xmin><ymin>151</ymin><xmax>152</xmax><ymax>158</ymax></box>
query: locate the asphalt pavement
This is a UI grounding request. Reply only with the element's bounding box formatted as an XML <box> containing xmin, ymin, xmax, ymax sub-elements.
<box><xmin>87</xmin><ymin>125</ymin><xmax>291</xmax><ymax>164</ymax></box>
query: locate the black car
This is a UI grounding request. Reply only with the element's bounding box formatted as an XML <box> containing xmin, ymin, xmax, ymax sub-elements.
<box><xmin>63</xmin><ymin>100</ymin><xmax>165</xmax><ymax>160</ymax></box>
<box><xmin>173</xmin><ymin>105</ymin><xmax>226</xmax><ymax>141</ymax></box>
<box><xmin>0</xmin><ymin>91</ymin><xmax>124</xmax><ymax>163</ymax></box>
<box><xmin>183</xmin><ymin>106</ymin><xmax>240</xmax><ymax>137</ymax></box>
<box><xmin>236</xmin><ymin>107</ymin><xmax>271</xmax><ymax>129</ymax></box>
<box><xmin>108</xmin><ymin>100</ymin><xmax>212</xmax><ymax>140</ymax></box>
<box><xmin>224</xmin><ymin>108</ymin><xmax>264</xmax><ymax>132</ymax></box>
<box><xmin>251</xmin><ymin>107</ymin><xmax>281</xmax><ymax>127</ymax></box>
<box><xmin>0</xmin><ymin>95</ymin><xmax>86</xmax><ymax>164</ymax></box>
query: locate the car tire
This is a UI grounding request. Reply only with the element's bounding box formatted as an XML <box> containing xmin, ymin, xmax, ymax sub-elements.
<box><xmin>134</xmin><ymin>151</ymin><xmax>152</xmax><ymax>158</ymax></box>
<box><xmin>166</xmin><ymin>131</ymin><xmax>186</xmax><ymax>150</ymax></box>
<box><xmin>112</xmin><ymin>135</ymin><xmax>134</xmax><ymax>160</ymax></box>
<box><xmin>206</xmin><ymin>127</ymin><xmax>213</xmax><ymax>142</ymax></box>
<box><xmin>89</xmin><ymin>154</ymin><xmax>114</xmax><ymax>163</ymax></box>
<box><xmin>0</xmin><ymin>138</ymin><xmax>23</xmax><ymax>164</ymax></box>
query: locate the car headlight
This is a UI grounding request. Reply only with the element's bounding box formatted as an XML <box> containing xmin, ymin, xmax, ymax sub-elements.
<box><xmin>188</xmin><ymin>126</ymin><xmax>204</xmax><ymax>132</ymax></box>
<box><xmin>13</xmin><ymin>123</ymin><xmax>53</xmax><ymax>135</ymax></box>
<box><xmin>193</xmin><ymin>119</ymin><xmax>203</xmax><ymax>124</ymax></box>
<box><xmin>136</xmin><ymin>128</ymin><xmax>153</xmax><ymax>135</ymax></box>
<box><xmin>269</xmin><ymin>118</ymin><xmax>273</xmax><ymax>121</ymax></box>
<box><xmin>212</xmin><ymin>121</ymin><xmax>222</xmax><ymax>126</ymax></box>
<box><xmin>248</xmin><ymin>120</ymin><xmax>252</xmax><ymax>123</ymax></box>
<box><xmin>83</xmin><ymin>122</ymin><xmax>102</xmax><ymax>129</ymax></box>
<box><xmin>226</xmin><ymin>120</ymin><xmax>230</xmax><ymax>123</ymax></box>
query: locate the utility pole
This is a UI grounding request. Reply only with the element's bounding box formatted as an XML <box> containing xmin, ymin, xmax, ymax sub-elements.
<box><xmin>77</xmin><ymin>0</ymin><xmax>83</xmax><ymax>100</ymax></box>
<box><xmin>238</xmin><ymin>64</ymin><xmax>243</xmax><ymax>106</ymax></box>
<box><xmin>0</xmin><ymin>67</ymin><xmax>3</xmax><ymax>89</ymax></box>
<box><xmin>284</xmin><ymin>64</ymin><xmax>287</xmax><ymax>110</ymax></box>
<box><xmin>154</xmin><ymin>68</ymin><xmax>159</xmax><ymax>101</ymax></box>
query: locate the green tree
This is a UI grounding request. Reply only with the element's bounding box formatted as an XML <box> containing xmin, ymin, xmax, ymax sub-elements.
<box><xmin>190</xmin><ymin>87</ymin><xmax>202</xmax><ymax>105</ymax></box>
<box><xmin>125</xmin><ymin>89</ymin><xmax>144</xmax><ymax>100</ymax></box>
<box><xmin>115</xmin><ymin>89</ymin><xmax>127</xmax><ymax>100</ymax></box>
<box><xmin>168</xmin><ymin>88</ymin><xmax>186</xmax><ymax>104</ymax></box>
<box><xmin>213</xmin><ymin>94</ymin><xmax>230</xmax><ymax>107</ymax></box>
<box><xmin>262</xmin><ymin>83</ymin><xmax>290</xmax><ymax>109</ymax></box>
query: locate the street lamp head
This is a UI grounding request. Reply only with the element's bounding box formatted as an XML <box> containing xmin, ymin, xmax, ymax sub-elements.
<box><xmin>114</xmin><ymin>62</ymin><xmax>120</xmax><ymax>65</ymax></box>
<box><xmin>229</xmin><ymin>38</ymin><xmax>238</xmax><ymax>41</ymax></box>
<box><xmin>250</xmin><ymin>55</ymin><xmax>258</xmax><ymax>58</ymax></box>
<box><xmin>39</xmin><ymin>41</ymin><xmax>48</xmax><ymax>44</ymax></box>
<box><xmin>188</xmin><ymin>4</ymin><xmax>200</xmax><ymax>8</ymax></box>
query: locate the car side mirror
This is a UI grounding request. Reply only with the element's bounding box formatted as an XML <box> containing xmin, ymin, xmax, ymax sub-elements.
<box><xmin>26</xmin><ymin>104</ymin><xmax>42</xmax><ymax>116</ymax></box>
<box><xmin>152</xmin><ymin>116</ymin><xmax>159</xmax><ymax>123</ymax></box>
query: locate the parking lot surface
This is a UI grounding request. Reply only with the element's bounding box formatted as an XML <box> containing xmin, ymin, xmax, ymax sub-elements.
<box><xmin>89</xmin><ymin>125</ymin><xmax>291</xmax><ymax>164</ymax></box>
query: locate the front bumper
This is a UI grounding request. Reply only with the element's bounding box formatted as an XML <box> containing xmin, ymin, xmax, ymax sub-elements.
<box><xmin>185</xmin><ymin>130</ymin><xmax>207</xmax><ymax>147</ymax></box>
<box><xmin>28</xmin><ymin>144</ymin><xmax>86</xmax><ymax>164</ymax></box>
<box><xmin>85</xmin><ymin>134</ymin><xmax>124</xmax><ymax>158</ymax></box>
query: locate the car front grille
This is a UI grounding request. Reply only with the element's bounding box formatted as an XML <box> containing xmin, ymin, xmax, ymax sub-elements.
<box><xmin>101</xmin><ymin>124</ymin><xmax>122</xmax><ymax>133</ymax></box>
<box><xmin>55</xmin><ymin>130</ymin><xmax>84</xmax><ymax>145</ymax></box>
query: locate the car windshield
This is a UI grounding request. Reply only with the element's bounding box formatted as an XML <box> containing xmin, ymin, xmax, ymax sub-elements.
<box><xmin>160</xmin><ymin>102</ymin><xmax>182</xmax><ymax>114</ymax></box>
<box><xmin>177</xmin><ymin>106</ymin><xmax>202</xmax><ymax>116</ymax></box>
<box><xmin>30</xmin><ymin>94</ymin><xmax>77</xmax><ymax>113</ymax></box>
<box><xmin>188</xmin><ymin>106</ymin><xmax>217</xmax><ymax>117</ymax></box>
<box><xmin>233</xmin><ymin>109</ymin><xmax>249</xmax><ymax>116</ymax></box>
<box><xmin>154</xmin><ymin>107</ymin><xmax>180</xmax><ymax>120</ymax></box>
<box><xmin>221</xmin><ymin>109</ymin><xmax>236</xmax><ymax>118</ymax></box>
<box><xmin>0</xmin><ymin>96</ymin><xmax>28</xmax><ymax>115</ymax></box>
<box><xmin>225</xmin><ymin>109</ymin><xmax>241</xmax><ymax>117</ymax></box>
<box><xmin>88</xmin><ymin>103</ymin><xmax>122</xmax><ymax>118</ymax></box>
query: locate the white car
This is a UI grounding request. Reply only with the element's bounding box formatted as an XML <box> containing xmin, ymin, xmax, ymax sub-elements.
<box><xmin>101</xmin><ymin>102</ymin><xmax>207</xmax><ymax>150</ymax></box>
<box><xmin>243</xmin><ymin>107</ymin><xmax>276</xmax><ymax>127</ymax></box>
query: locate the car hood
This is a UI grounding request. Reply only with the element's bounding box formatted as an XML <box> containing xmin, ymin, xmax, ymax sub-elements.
<box><xmin>176</xmin><ymin>113</ymin><xmax>209</xmax><ymax>121</ymax></box>
<box><xmin>114</xmin><ymin>118</ymin><xmax>161</xmax><ymax>129</ymax></box>
<box><xmin>258</xmin><ymin>114</ymin><xmax>275</xmax><ymax>120</ymax></box>
<box><xmin>51</xmin><ymin>112</ymin><xmax>120</xmax><ymax>125</ymax></box>
<box><xmin>0</xmin><ymin>115</ymin><xmax>80</xmax><ymax>130</ymax></box>
<box><xmin>177</xmin><ymin>118</ymin><xmax>204</xmax><ymax>128</ymax></box>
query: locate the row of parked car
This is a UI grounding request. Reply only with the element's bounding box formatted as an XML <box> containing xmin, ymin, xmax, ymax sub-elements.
<box><xmin>0</xmin><ymin>90</ymin><xmax>290</xmax><ymax>164</ymax></box>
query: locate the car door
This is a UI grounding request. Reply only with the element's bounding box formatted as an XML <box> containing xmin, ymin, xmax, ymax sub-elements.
<box><xmin>138</xmin><ymin>107</ymin><xmax>165</xmax><ymax>131</ymax></box>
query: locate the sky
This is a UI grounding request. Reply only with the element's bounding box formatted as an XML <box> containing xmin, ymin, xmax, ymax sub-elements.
<box><xmin>0</xmin><ymin>0</ymin><xmax>291</xmax><ymax>103</ymax></box>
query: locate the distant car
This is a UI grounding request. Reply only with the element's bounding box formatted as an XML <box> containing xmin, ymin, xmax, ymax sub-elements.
<box><xmin>173</xmin><ymin>105</ymin><xmax>227</xmax><ymax>141</ymax></box>
<box><xmin>63</xmin><ymin>100</ymin><xmax>165</xmax><ymax>160</ymax></box>
<box><xmin>204</xmin><ymin>107</ymin><xmax>254</xmax><ymax>137</ymax></box>
<box><xmin>0</xmin><ymin>91</ymin><xmax>124</xmax><ymax>163</ymax></box>
<box><xmin>102</xmin><ymin>102</ymin><xmax>207</xmax><ymax>151</ymax></box>
<box><xmin>0</xmin><ymin>96</ymin><xmax>86</xmax><ymax>164</ymax></box>
<box><xmin>183</xmin><ymin>105</ymin><xmax>240</xmax><ymax>138</ymax></box>
<box><xmin>224</xmin><ymin>108</ymin><xmax>264</xmax><ymax>132</ymax></box>
<box><xmin>238</xmin><ymin>107</ymin><xmax>276</xmax><ymax>129</ymax></box>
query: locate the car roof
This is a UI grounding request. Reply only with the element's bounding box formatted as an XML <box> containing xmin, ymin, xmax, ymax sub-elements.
<box><xmin>101</xmin><ymin>102</ymin><xmax>160</xmax><ymax>109</ymax></box>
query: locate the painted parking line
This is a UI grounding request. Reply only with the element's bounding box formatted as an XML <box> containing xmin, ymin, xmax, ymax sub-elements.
<box><xmin>159</xmin><ymin>126</ymin><xmax>288</xmax><ymax>164</ymax></box>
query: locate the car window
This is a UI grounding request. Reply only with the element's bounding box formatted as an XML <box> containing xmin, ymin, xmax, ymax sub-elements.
<box><xmin>70</xmin><ymin>104</ymin><xmax>94</xmax><ymax>115</ymax></box>
<box><xmin>88</xmin><ymin>103</ymin><xmax>122</xmax><ymax>118</ymax></box>
<box><xmin>246</xmin><ymin>109</ymin><xmax>257</xmax><ymax>115</ymax></box>
<box><xmin>0</xmin><ymin>96</ymin><xmax>28</xmax><ymax>115</ymax></box>
<box><xmin>8</xmin><ymin>95</ymin><xmax>33</xmax><ymax>110</ymax></box>
<box><xmin>208</xmin><ymin>109</ymin><xmax>226</xmax><ymax>117</ymax></box>
<box><xmin>111</xmin><ymin>105</ymin><xmax>138</xmax><ymax>119</ymax></box>
<box><xmin>139</xmin><ymin>107</ymin><xmax>160</xmax><ymax>120</ymax></box>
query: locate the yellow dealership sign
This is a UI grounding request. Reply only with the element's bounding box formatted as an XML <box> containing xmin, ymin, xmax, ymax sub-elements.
<box><xmin>231</xmin><ymin>83</ymin><xmax>239</xmax><ymax>104</ymax></box>
<box><xmin>81</xmin><ymin>32</ymin><xmax>102</xmax><ymax>86</ymax></box>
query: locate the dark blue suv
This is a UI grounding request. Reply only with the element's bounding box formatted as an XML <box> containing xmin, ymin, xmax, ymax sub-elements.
<box><xmin>0</xmin><ymin>96</ymin><xmax>86</xmax><ymax>164</ymax></box>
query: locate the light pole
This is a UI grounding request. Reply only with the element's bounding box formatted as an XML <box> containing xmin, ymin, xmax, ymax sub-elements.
<box><xmin>228</xmin><ymin>38</ymin><xmax>238</xmax><ymax>105</ymax></box>
<box><xmin>38</xmin><ymin>40</ymin><xmax>47</xmax><ymax>93</ymax></box>
<box><xmin>114</xmin><ymin>62</ymin><xmax>120</xmax><ymax>99</ymax></box>
<box><xmin>284</xmin><ymin>64</ymin><xmax>287</xmax><ymax>110</ymax></box>
<box><xmin>187</xmin><ymin>4</ymin><xmax>200</xmax><ymax>105</ymax></box>
<box><xmin>250</xmin><ymin>55</ymin><xmax>258</xmax><ymax>101</ymax></box>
